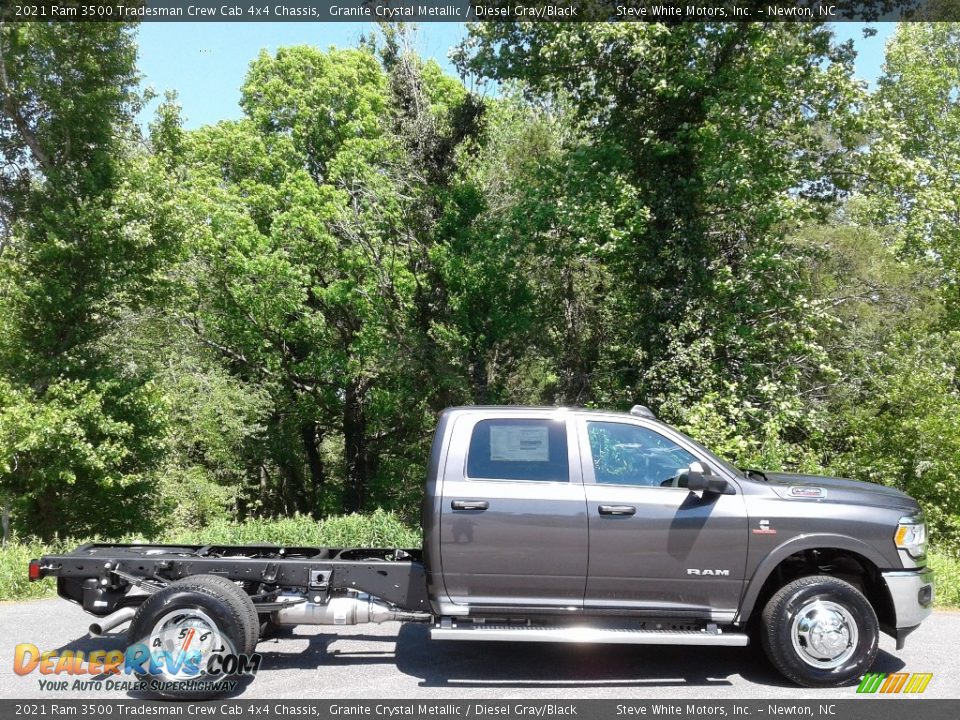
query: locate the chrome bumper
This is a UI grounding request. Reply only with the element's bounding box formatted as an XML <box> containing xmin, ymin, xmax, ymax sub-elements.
<box><xmin>883</xmin><ymin>567</ymin><xmax>934</xmax><ymax>631</ymax></box>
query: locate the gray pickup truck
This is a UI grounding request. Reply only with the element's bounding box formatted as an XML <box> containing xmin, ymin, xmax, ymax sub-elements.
<box><xmin>31</xmin><ymin>405</ymin><xmax>933</xmax><ymax>696</ymax></box>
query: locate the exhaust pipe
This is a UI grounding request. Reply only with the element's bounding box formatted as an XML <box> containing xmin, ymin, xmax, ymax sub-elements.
<box><xmin>89</xmin><ymin>606</ymin><xmax>137</xmax><ymax>637</ymax></box>
<box><xmin>272</xmin><ymin>593</ymin><xmax>429</xmax><ymax>626</ymax></box>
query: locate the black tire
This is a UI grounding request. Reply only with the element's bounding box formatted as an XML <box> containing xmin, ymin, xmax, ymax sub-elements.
<box><xmin>127</xmin><ymin>574</ymin><xmax>259</xmax><ymax>699</ymax></box>
<box><xmin>760</xmin><ymin>575</ymin><xmax>879</xmax><ymax>687</ymax></box>
<box><xmin>183</xmin><ymin>574</ymin><xmax>260</xmax><ymax>653</ymax></box>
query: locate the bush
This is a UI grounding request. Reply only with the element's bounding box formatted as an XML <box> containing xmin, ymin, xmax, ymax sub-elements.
<box><xmin>313</xmin><ymin>509</ymin><xmax>422</xmax><ymax>548</ymax></box>
<box><xmin>929</xmin><ymin>548</ymin><xmax>960</xmax><ymax>609</ymax></box>
<box><xmin>0</xmin><ymin>377</ymin><xmax>170</xmax><ymax>541</ymax></box>
<box><xmin>0</xmin><ymin>537</ymin><xmax>74</xmax><ymax>601</ymax></box>
<box><xmin>158</xmin><ymin>509</ymin><xmax>421</xmax><ymax>547</ymax></box>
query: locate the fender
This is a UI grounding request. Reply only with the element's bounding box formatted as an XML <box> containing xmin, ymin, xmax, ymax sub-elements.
<box><xmin>735</xmin><ymin>532</ymin><xmax>893</xmax><ymax>624</ymax></box>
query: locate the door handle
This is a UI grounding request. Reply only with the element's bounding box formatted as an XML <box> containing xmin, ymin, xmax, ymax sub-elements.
<box><xmin>451</xmin><ymin>500</ymin><xmax>489</xmax><ymax>511</ymax></box>
<box><xmin>598</xmin><ymin>504</ymin><xmax>636</xmax><ymax>516</ymax></box>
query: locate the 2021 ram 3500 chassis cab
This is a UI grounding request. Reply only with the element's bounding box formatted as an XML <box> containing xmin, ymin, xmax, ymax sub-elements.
<box><xmin>31</xmin><ymin>406</ymin><xmax>933</xmax><ymax>696</ymax></box>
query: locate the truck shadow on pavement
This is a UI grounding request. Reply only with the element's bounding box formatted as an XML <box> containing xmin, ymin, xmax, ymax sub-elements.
<box><xmin>48</xmin><ymin>624</ymin><xmax>909</xmax><ymax>695</ymax></box>
<box><xmin>54</xmin><ymin>632</ymin><xmax>128</xmax><ymax>656</ymax></box>
<box><xmin>253</xmin><ymin>623</ymin><xmax>907</xmax><ymax>692</ymax></box>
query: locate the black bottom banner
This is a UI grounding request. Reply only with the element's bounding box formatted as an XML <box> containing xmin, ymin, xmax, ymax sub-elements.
<box><xmin>3</xmin><ymin>700</ymin><xmax>958</xmax><ymax>720</ymax></box>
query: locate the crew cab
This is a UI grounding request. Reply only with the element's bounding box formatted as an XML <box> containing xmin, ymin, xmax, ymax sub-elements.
<box><xmin>31</xmin><ymin>405</ymin><xmax>934</xmax><ymax>696</ymax></box>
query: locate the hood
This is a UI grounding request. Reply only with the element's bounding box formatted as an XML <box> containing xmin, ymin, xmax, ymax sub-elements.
<box><xmin>757</xmin><ymin>471</ymin><xmax>920</xmax><ymax>512</ymax></box>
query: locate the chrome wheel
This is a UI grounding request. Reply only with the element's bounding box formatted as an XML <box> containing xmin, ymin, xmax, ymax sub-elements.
<box><xmin>148</xmin><ymin>608</ymin><xmax>226</xmax><ymax>682</ymax></box>
<box><xmin>790</xmin><ymin>599</ymin><xmax>859</xmax><ymax>670</ymax></box>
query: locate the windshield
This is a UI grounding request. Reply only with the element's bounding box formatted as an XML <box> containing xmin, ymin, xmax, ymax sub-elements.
<box><xmin>666</xmin><ymin>427</ymin><xmax>745</xmax><ymax>479</ymax></box>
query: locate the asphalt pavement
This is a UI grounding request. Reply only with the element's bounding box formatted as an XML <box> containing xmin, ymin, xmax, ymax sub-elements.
<box><xmin>2</xmin><ymin>598</ymin><xmax>958</xmax><ymax>700</ymax></box>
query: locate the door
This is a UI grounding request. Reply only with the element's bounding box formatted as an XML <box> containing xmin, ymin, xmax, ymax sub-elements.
<box><xmin>579</xmin><ymin>418</ymin><xmax>748</xmax><ymax>617</ymax></box>
<box><xmin>439</xmin><ymin>414</ymin><xmax>589</xmax><ymax>608</ymax></box>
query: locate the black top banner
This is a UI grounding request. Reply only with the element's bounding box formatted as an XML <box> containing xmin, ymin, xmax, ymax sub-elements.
<box><xmin>3</xmin><ymin>0</ymin><xmax>960</xmax><ymax>22</ymax></box>
<box><xmin>2</xmin><ymin>700</ymin><xmax>960</xmax><ymax>720</ymax></box>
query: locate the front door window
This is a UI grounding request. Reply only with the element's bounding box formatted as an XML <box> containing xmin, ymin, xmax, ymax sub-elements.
<box><xmin>587</xmin><ymin>421</ymin><xmax>697</xmax><ymax>488</ymax></box>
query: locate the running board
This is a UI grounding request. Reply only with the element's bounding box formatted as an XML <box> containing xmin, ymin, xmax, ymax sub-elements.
<box><xmin>430</xmin><ymin>625</ymin><xmax>749</xmax><ymax>646</ymax></box>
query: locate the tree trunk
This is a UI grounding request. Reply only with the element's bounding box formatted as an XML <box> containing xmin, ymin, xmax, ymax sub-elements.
<box><xmin>257</xmin><ymin>463</ymin><xmax>270</xmax><ymax>517</ymax></box>
<box><xmin>301</xmin><ymin>421</ymin><xmax>325</xmax><ymax>507</ymax></box>
<box><xmin>560</xmin><ymin>264</ymin><xmax>591</xmax><ymax>404</ymax></box>
<box><xmin>469</xmin><ymin>347</ymin><xmax>490</xmax><ymax>404</ymax></box>
<box><xmin>343</xmin><ymin>379</ymin><xmax>368</xmax><ymax>514</ymax></box>
<box><xmin>277</xmin><ymin>455</ymin><xmax>309</xmax><ymax>516</ymax></box>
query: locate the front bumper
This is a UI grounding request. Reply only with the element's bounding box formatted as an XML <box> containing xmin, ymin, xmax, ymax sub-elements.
<box><xmin>882</xmin><ymin>567</ymin><xmax>934</xmax><ymax>649</ymax></box>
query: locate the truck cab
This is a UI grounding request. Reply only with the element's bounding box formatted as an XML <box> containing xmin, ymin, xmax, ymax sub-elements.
<box><xmin>422</xmin><ymin>406</ymin><xmax>933</xmax><ymax>687</ymax></box>
<box><xmin>425</xmin><ymin>406</ymin><xmax>747</xmax><ymax>617</ymax></box>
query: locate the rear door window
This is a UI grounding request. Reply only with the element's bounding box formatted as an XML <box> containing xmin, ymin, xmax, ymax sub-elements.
<box><xmin>467</xmin><ymin>419</ymin><xmax>569</xmax><ymax>482</ymax></box>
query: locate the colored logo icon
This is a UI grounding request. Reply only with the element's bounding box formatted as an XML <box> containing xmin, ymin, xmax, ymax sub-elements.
<box><xmin>857</xmin><ymin>672</ymin><xmax>933</xmax><ymax>694</ymax></box>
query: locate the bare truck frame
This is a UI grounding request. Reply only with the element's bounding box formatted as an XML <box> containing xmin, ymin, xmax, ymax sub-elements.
<box><xmin>34</xmin><ymin>543</ymin><xmax>431</xmax><ymax>634</ymax></box>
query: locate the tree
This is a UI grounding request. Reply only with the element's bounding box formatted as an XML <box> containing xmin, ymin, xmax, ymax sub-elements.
<box><xmin>173</xmin><ymin>42</ymin><xmax>483</xmax><ymax>516</ymax></box>
<box><xmin>0</xmin><ymin>23</ymin><xmax>177</xmax><ymax>537</ymax></box>
<box><xmin>455</xmin><ymin>23</ymin><xmax>866</xmax><ymax>449</ymax></box>
<box><xmin>817</xmin><ymin>22</ymin><xmax>960</xmax><ymax>548</ymax></box>
<box><xmin>866</xmin><ymin>23</ymin><xmax>960</xmax><ymax>318</ymax></box>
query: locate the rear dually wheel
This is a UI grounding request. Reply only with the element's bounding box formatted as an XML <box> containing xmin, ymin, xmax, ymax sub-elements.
<box><xmin>127</xmin><ymin>574</ymin><xmax>259</xmax><ymax>699</ymax></box>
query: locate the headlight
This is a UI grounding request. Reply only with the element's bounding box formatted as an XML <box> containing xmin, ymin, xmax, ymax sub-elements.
<box><xmin>894</xmin><ymin>516</ymin><xmax>927</xmax><ymax>559</ymax></box>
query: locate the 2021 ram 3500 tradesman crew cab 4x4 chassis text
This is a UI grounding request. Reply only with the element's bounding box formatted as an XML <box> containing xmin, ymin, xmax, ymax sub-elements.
<box><xmin>30</xmin><ymin>405</ymin><xmax>934</xmax><ymax>696</ymax></box>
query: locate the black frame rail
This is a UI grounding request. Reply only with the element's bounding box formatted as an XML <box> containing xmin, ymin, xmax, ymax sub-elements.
<box><xmin>36</xmin><ymin>543</ymin><xmax>430</xmax><ymax>612</ymax></box>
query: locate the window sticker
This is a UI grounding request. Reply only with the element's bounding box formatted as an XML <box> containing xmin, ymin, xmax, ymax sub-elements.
<box><xmin>489</xmin><ymin>424</ymin><xmax>550</xmax><ymax>462</ymax></box>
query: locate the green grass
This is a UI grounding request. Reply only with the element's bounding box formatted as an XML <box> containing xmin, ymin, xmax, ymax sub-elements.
<box><xmin>928</xmin><ymin>548</ymin><xmax>960</xmax><ymax>609</ymax></box>
<box><xmin>155</xmin><ymin>509</ymin><xmax>422</xmax><ymax>548</ymax></box>
<box><xmin>0</xmin><ymin>537</ymin><xmax>76</xmax><ymax>602</ymax></box>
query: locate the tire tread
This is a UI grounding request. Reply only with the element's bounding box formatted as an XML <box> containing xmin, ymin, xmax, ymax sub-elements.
<box><xmin>126</xmin><ymin>574</ymin><xmax>260</xmax><ymax>699</ymax></box>
<box><xmin>760</xmin><ymin>574</ymin><xmax>878</xmax><ymax>688</ymax></box>
<box><xmin>174</xmin><ymin>574</ymin><xmax>259</xmax><ymax>653</ymax></box>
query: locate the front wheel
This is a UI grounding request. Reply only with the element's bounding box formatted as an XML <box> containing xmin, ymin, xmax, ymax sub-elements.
<box><xmin>760</xmin><ymin>575</ymin><xmax>879</xmax><ymax>687</ymax></box>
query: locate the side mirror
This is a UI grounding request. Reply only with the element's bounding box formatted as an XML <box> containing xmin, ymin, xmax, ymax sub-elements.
<box><xmin>682</xmin><ymin>463</ymin><xmax>730</xmax><ymax>495</ymax></box>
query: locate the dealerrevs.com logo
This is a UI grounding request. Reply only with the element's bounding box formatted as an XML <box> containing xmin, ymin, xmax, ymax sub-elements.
<box><xmin>856</xmin><ymin>672</ymin><xmax>933</xmax><ymax>694</ymax></box>
<box><xmin>13</xmin><ymin>641</ymin><xmax>261</xmax><ymax>693</ymax></box>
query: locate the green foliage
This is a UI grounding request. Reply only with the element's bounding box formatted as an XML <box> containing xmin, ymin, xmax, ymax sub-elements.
<box><xmin>158</xmin><ymin>508</ymin><xmax>421</xmax><ymax>547</ymax></box>
<box><xmin>827</xmin><ymin>331</ymin><xmax>960</xmax><ymax>548</ymax></box>
<box><xmin>452</xmin><ymin>23</ymin><xmax>867</xmax><ymax>457</ymax></box>
<box><xmin>867</xmin><ymin>24</ymin><xmax>960</xmax><ymax>316</ymax></box>
<box><xmin>0</xmin><ymin>23</ymin><xmax>178</xmax><ymax>539</ymax></box>
<box><xmin>0</xmin><ymin>377</ymin><xmax>165</xmax><ymax>538</ymax></box>
<box><xmin>0</xmin><ymin>537</ymin><xmax>73</xmax><ymax>601</ymax></box>
<box><xmin>670</xmin><ymin>391</ymin><xmax>823</xmax><ymax>474</ymax></box>
<box><xmin>2</xmin><ymin>22</ymin><xmax>960</xmax><ymax>562</ymax></box>
<box><xmin>160</xmin><ymin>36</ymin><xmax>488</xmax><ymax>520</ymax></box>
<box><xmin>150</xmin><ymin>331</ymin><xmax>272</xmax><ymax>529</ymax></box>
<box><xmin>929</xmin><ymin>549</ymin><xmax>960</xmax><ymax>608</ymax></box>
<box><xmin>812</xmin><ymin>25</ymin><xmax>960</xmax><ymax>548</ymax></box>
